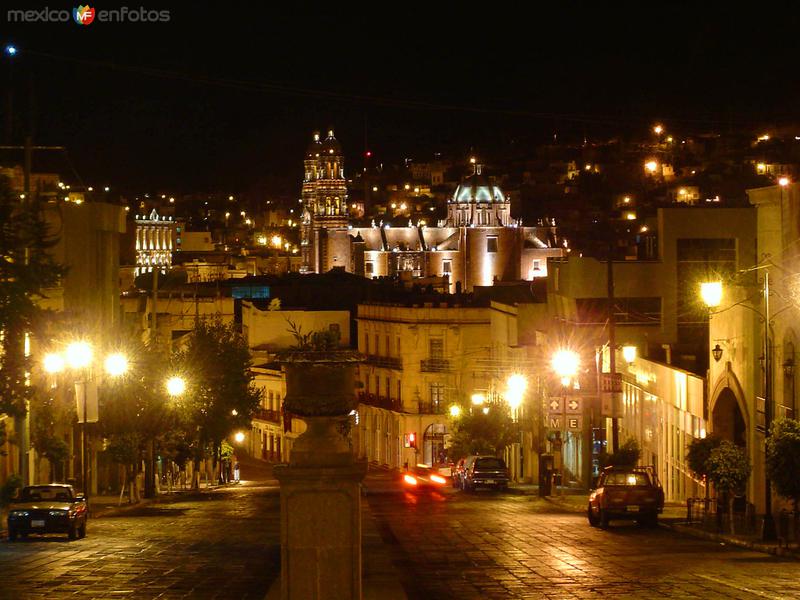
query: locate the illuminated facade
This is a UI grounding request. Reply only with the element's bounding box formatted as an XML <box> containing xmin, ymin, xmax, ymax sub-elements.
<box><xmin>135</xmin><ymin>209</ymin><xmax>173</xmax><ymax>275</ymax></box>
<box><xmin>300</xmin><ymin>130</ymin><xmax>349</xmax><ymax>273</ymax></box>
<box><xmin>296</xmin><ymin>138</ymin><xmax>565</xmax><ymax>289</ymax></box>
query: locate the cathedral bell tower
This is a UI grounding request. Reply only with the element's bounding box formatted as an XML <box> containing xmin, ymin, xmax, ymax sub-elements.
<box><xmin>300</xmin><ymin>129</ymin><xmax>348</xmax><ymax>273</ymax></box>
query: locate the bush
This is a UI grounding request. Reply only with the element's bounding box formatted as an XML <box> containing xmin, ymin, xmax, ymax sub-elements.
<box><xmin>1</xmin><ymin>474</ymin><xmax>23</xmax><ymax>506</ymax></box>
<box><xmin>599</xmin><ymin>438</ymin><xmax>641</xmax><ymax>469</ymax></box>
<box><xmin>766</xmin><ymin>418</ymin><xmax>800</xmax><ymax>511</ymax></box>
<box><xmin>707</xmin><ymin>441</ymin><xmax>751</xmax><ymax>496</ymax></box>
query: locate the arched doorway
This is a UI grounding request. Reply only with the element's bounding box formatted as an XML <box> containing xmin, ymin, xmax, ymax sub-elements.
<box><xmin>712</xmin><ymin>387</ymin><xmax>746</xmax><ymax>447</ymax></box>
<box><xmin>423</xmin><ymin>423</ymin><xmax>447</xmax><ymax>465</ymax></box>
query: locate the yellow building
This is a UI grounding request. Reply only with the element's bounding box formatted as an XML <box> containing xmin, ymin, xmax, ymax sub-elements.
<box><xmin>354</xmin><ymin>301</ymin><xmax>491</xmax><ymax>468</ymax></box>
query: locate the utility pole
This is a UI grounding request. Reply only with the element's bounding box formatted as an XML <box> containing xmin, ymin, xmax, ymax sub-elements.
<box><xmin>608</xmin><ymin>237</ymin><xmax>619</xmax><ymax>454</ymax></box>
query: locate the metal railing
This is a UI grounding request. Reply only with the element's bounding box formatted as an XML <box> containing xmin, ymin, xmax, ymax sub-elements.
<box><xmin>418</xmin><ymin>401</ymin><xmax>446</xmax><ymax>415</ymax></box>
<box><xmin>357</xmin><ymin>392</ymin><xmax>403</xmax><ymax>412</ymax></box>
<box><xmin>364</xmin><ymin>354</ymin><xmax>403</xmax><ymax>370</ymax></box>
<box><xmin>686</xmin><ymin>496</ymin><xmax>758</xmax><ymax>535</ymax></box>
<box><xmin>420</xmin><ymin>358</ymin><xmax>450</xmax><ymax>372</ymax></box>
<box><xmin>252</xmin><ymin>407</ymin><xmax>281</xmax><ymax>423</ymax></box>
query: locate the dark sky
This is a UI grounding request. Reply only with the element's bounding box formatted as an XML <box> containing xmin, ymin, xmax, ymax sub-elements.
<box><xmin>4</xmin><ymin>4</ymin><xmax>800</xmax><ymax>194</ymax></box>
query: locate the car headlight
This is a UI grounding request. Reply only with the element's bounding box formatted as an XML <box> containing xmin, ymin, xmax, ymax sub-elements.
<box><xmin>49</xmin><ymin>510</ymin><xmax>68</xmax><ymax>517</ymax></box>
<box><xmin>9</xmin><ymin>510</ymin><xmax>29</xmax><ymax>518</ymax></box>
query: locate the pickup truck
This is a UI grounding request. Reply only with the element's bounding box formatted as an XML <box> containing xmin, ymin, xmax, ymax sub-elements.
<box><xmin>587</xmin><ymin>466</ymin><xmax>664</xmax><ymax>528</ymax></box>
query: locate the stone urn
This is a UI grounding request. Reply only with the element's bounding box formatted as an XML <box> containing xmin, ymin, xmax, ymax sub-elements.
<box><xmin>278</xmin><ymin>350</ymin><xmax>363</xmax><ymax>466</ymax></box>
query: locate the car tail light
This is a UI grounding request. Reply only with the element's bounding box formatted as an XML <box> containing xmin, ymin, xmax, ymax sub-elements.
<box><xmin>430</xmin><ymin>474</ymin><xmax>446</xmax><ymax>485</ymax></box>
<box><xmin>403</xmin><ymin>474</ymin><xmax>418</xmax><ymax>486</ymax></box>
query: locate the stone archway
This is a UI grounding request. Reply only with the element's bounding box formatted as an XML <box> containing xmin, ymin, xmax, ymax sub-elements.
<box><xmin>712</xmin><ymin>387</ymin><xmax>746</xmax><ymax>447</ymax></box>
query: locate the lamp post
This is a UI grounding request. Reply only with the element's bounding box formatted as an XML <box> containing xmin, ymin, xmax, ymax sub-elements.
<box><xmin>44</xmin><ymin>343</ymin><xmax>127</xmax><ymax>502</ymax></box>
<box><xmin>505</xmin><ymin>374</ymin><xmax>527</xmax><ymax>482</ymax></box>
<box><xmin>552</xmin><ymin>349</ymin><xmax>580</xmax><ymax>495</ymax></box>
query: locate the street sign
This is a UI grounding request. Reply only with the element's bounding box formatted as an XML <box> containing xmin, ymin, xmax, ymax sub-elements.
<box><xmin>567</xmin><ymin>416</ymin><xmax>582</xmax><ymax>430</ymax></box>
<box><xmin>548</xmin><ymin>415</ymin><xmax>562</xmax><ymax>430</ymax></box>
<box><xmin>548</xmin><ymin>398</ymin><xmax>562</xmax><ymax>412</ymax></box>
<box><xmin>566</xmin><ymin>398</ymin><xmax>581</xmax><ymax>414</ymax></box>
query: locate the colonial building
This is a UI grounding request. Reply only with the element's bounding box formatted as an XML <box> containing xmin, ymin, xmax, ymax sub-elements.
<box><xmin>298</xmin><ymin>131</ymin><xmax>564</xmax><ymax>291</ymax></box>
<box><xmin>134</xmin><ymin>208</ymin><xmax>174</xmax><ymax>276</ymax></box>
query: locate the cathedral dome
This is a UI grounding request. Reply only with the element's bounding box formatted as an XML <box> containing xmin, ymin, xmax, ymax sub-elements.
<box><xmin>450</xmin><ymin>166</ymin><xmax>506</xmax><ymax>204</ymax></box>
<box><xmin>320</xmin><ymin>129</ymin><xmax>342</xmax><ymax>155</ymax></box>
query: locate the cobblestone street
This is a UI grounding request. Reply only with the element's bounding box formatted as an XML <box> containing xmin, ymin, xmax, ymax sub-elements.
<box><xmin>4</xmin><ymin>469</ymin><xmax>800</xmax><ymax>599</ymax></box>
<box><xmin>369</xmin><ymin>488</ymin><xmax>800</xmax><ymax>599</ymax></box>
<box><xmin>0</xmin><ymin>481</ymin><xmax>282</xmax><ymax>599</ymax></box>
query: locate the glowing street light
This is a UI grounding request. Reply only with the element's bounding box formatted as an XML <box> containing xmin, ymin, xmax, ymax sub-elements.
<box><xmin>551</xmin><ymin>350</ymin><xmax>580</xmax><ymax>379</ymax></box>
<box><xmin>43</xmin><ymin>353</ymin><xmax>65</xmax><ymax>374</ymax></box>
<box><xmin>700</xmin><ymin>281</ymin><xmax>723</xmax><ymax>308</ymax></box>
<box><xmin>505</xmin><ymin>374</ymin><xmax>527</xmax><ymax>410</ymax></box>
<box><xmin>449</xmin><ymin>405</ymin><xmax>462</xmax><ymax>418</ymax></box>
<box><xmin>470</xmin><ymin>392</ymin><xmax>486</xmax><ymax>406</ymax></box>
<box><xmin>779</xmin><ymin>177</ymin><xmax>790</xmax><ymax>187</ymax></box>
<box><xmin>66</xmin><ymin>341</ymin><xmax>93</xmax><ymax>370</ymax></box>
<box><xmin>653</xmin><ymin>124</ymin><xmax>663</xmax><ymax>135</ymax></box>
<box><xmin>104</xmin><ymin>353</ymin><xmax>128</xmax><ymax>377</ymax></box>
<box><xmin>644</xmin><ymin>160</ymin><xmax>658</xmax><ymax>174</ymax></box>
<box><xmin>166</xmin><ymin>376</ymin><xmax>186</xmax><ymax>397</ymax></box>
<box><xmin>622</xmin><ymin>345</ymin><xmax>637</xmax><ymax>365</ymax></box>
<box><xmin>234</xmin><ymin>431</ymin><xmax>245</xmax><ymax>444</ymax></box>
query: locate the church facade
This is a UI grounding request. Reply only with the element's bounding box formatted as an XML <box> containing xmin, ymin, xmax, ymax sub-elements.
<box><xmin>299</xmin><ymin>131</ymin><xmax>564</xmax><ymax>291</ymax></box>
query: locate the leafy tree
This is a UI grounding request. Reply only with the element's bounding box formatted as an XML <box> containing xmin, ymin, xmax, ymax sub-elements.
<box><xmin>30</xmin><ymin>390</ymin><xmax>73</xmax><ymax>482</ymax></box>
<box><xmin>766</xmin><ymin>418</ymin><xmax>800</xmax><ymax>513</ymax></box>
<box><xmin>707</xmin><ymin>440</ymin><xmax>751</xmax><ymax>534</ymax></box>
<box><xmin>175</xmin><ymin>319</ymin><xmax>261</xmax><ymax>487</ymax></box>
<box><xmin>599</xmin><ymin>438</ymin><xmax>641</xmax><ymax>469</ymax></box>
<box><xmin>0</xmin><ymin>176</ymin><xmax>65</xmax><ymax>418</ymax></box>
<box><xmin>686</xmin><ymin>434</ymin><xmax>722</xmax><ymax>481</ymax></box>
<box><xmin>448</xmin><ymin>406</ymin><xmax>517</xmax><ymax>459</ymax></box>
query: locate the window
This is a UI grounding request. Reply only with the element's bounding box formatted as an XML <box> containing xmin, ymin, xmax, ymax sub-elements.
<box><xmin>386</xmin><ymin>335</ymin><xmax>391</xmax><ymax>356</ymax></box>
<box><xmin>486</xmin><ymin>236</ymin><xmax>498</xmax><ymax>253</ymax></box>
<box><xmin>442</xmin><ymin>260</ymin><xmax>452</xmax><ymax>274</ymax></box>
<box><xmin>364</xmin><ymin>332</ymin><xmax>370</xmax><ymax>354</ymax></box>
<box><xmin>365</xmin><ymin>261</ymin><xmax>374</xmax><ymax>275</ymax></box>
<box><xmin>429</xmin><ymin>337</ymin><xmax>444</xmax><ymax>359</ymax></box>
<box><xmin>396</xmin><ymin>336</ymin><xmax>401</xmax><ymax>355</ymax></box>
<box><xmin>374</xmin><ymin>334</ymin><xmax>380</xmax><ymax>355</ymax></box>
<box><xmin>430</xmin><ymin>383</ymin><xmax>445</xmax><ymax>410</ymax></box>
<box><xmin>397</xmin><ymin>380</ymin><xmax>402</xmax><ymax>404</ymax></box>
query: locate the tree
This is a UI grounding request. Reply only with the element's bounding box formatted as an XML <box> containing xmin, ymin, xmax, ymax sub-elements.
<box><xmin>707</xmin><ymin>441</ymin><xmax>751</xmax><ymax>534</ymax></box>
<box><xmin>766</xmin><ymin>418</ymin><xmax>800</xmax><ymax>514</ymax></box>
<box><xmin>599</xmin><ymin>438</ymin><xmax>641</xmax><ymax>469</ymax></box>
<box><xmin>686</xmin><ymin>435</ymin><xmax>722</xmax><ymax>482</ymax></box>
<box><xmin>175</xmin><ymin>319</ymin><xmax>261</xmax><ymax>487</ymax></box>
<box><xmin>448</xmin><ymin>407</ymin><xmax>517</xmax><ymax>459</ymax></box>
<box><xmin>0</xmin><ymin>176</ymin><xmax>65</xmax><ymax>418</ymax></box>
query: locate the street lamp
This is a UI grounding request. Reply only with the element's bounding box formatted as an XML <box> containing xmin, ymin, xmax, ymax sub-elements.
<box><xmin>551</xmin><ymin>349</ymin><xmax>580</xmax><ymax>495</ymax></box>
<box><xmin>505</xmin><ymin>374</ymin><xmax>527</xmax><ymax>414</ymax></box>
<box><xmin>449</xmin><ymin>405</ymin><xmax>462</xmax><ymax>418</ymax></box>
<box><xmin>700</xmin><ymin>281</ymin><xmax>723</xmax><ymax>308</ymax></box>
<box><xmin>44</xmin><ymin>343</ymin><xmax>127</xmax><ymax>501</ymax></box>
<box><xmin>622</xmin><ymin>345</ymin><xmax>637</xmax><ymax>365</ymax></box>
<box><xmin>166</xmin><ymin>376</ymin><xmax>186</xmax><ymax>397</ymax></box>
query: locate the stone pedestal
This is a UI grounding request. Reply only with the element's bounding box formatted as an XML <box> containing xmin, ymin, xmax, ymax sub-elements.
<box><xmin>274</xmin><ymin>460</ymin><xmax>366</xmax><ymax>599</ymax></box>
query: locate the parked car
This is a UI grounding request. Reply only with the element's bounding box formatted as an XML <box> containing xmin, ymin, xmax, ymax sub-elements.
<box><xmin>461</xmin><ymin>455</ymin><xmax>510</xmax><ymax>492</ymax></box>
<box><xmin>401</xmin><ymin>464</ymin><xmax>449</xmax><ymax>492</ymax></box>
<box><xmin>7</xmin><ymin>484</ymin><xmax>88</xmax><ymax>541</ymax></box>
<box><xmin>587</xmin><ymin>466</ymin><xmax>664</xmax><ymax>528</ymax></box>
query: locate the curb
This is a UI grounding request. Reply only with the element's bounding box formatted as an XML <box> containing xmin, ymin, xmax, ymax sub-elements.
<box><xmin>662</xmin><ymin>521</ymin><xmax>800</xmax><ymax>559</ymax></box>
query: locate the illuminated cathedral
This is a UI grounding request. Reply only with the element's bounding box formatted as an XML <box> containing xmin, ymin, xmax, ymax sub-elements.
<box><xmin>299</xmin><ymin>131</ymin><xmax>564</xmax><ymax>291</ymax></box>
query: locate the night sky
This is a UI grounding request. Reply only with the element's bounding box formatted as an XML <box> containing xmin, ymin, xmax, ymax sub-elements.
<box><xmin>4</xmin><ymin>4</ymin><xmax>799</xmax><ymax>194</ymax></box>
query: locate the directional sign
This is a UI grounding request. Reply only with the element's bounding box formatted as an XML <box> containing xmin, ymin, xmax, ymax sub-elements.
<box><xmin>567</xmin><ymin>416</ymin><xmax>583</xmax><ymax>430</ymax></box>
<box><xmin>548</xmin><ymin>415</ymin><xmax>562</xmax><ymax>430</ymax></box>
<box><xmin>566</xmin><ymin>398</ymin><xmax>581</xmax><ymax>414</ymax></box>
<box><xmin>548</xmin><ymin>398</ymin><xmax>562</xmax><ymax>412</ymax></box>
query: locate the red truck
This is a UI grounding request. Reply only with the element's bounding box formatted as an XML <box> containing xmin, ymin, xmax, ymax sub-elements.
<box><xmin>587</xmin><ymin>466</ymin><xmax>664</xmax><ymax>528</ymax></box>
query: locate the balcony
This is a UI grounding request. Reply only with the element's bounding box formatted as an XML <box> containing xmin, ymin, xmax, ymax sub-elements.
<box><xmin>420</xmin><ymin>358</ymin><xmax>450</xmax><ymax>372</ymax></box>
<box><xmin>418</xmin><ymin>401</ymin><xmax>446</xmax><ymax>415</ymax></box>
<box><xmin>364</xmin><ymin>354</ymin><xmax>403</xmax><ymax>370</ymax></box>
<box><xmin>252</xmin><ymin>407</ymin><xmax>282</xmax><ymax>424</ymax></box>
<box><xmin>358</xmin><ymin>392</ymin><xmax>403</xmax><ymax>412</ymax></box>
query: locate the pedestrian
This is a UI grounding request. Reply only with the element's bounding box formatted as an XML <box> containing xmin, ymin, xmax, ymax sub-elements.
<box><xmin>234</xmin><ymin>460</ymin><xmax>240</xmax><ymax>483</ymax></box>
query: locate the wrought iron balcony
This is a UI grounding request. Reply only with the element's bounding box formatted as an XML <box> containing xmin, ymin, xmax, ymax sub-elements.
<box><xmin>418</xmin><ymin>401</ymin><xmax>446</xmax><ymax>415</ymax></box>
<box><xmin>364</xmin><ymin>354</ymin><xmax>403</xmax><ymax>370</ymax></box>
<box><xmin>420</xmin><ymin>358</ymin><xmax>450</xmax><ymax>372</ymax></box>
<box><xmin>252</xmin><ymin>407</ymin><xmax>282</xmax><ymax>424</ymax></box>
<box><xmin>357</xmin><ymin>392</ymin><xmax>403</xmax><ymax>412</ymax></box>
